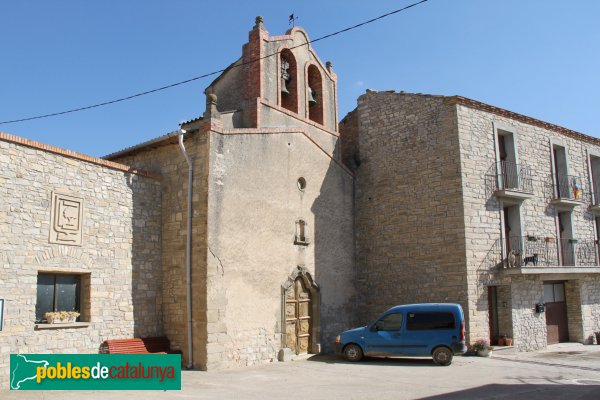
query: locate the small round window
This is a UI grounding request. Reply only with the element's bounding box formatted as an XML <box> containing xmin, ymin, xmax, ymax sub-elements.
<box><xmin>297</xmin><ymin>177</ymin><xmax>307</xmax><ymax>191</ymax></box>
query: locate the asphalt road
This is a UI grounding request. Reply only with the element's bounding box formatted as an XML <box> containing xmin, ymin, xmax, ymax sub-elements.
<box><xmin>4</xmin><ymin>344</ymin><xmax>600</xmax><ymax>399</ymax></box>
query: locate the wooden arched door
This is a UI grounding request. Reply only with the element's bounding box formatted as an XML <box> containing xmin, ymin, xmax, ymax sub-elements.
<box><xmin>285</xmin><ymin>277</ymin><xmax>311</xmax><ymax>354</ymax></box>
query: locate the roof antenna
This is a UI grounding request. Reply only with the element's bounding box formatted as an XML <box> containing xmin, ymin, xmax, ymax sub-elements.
<box><xmin>289</xmin><ymin>13</ymin><xmax>298</xmax><ymax>27</ymax></box>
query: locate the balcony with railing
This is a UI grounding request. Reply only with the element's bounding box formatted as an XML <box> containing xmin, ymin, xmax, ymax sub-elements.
<box><xmin>487</xmin><ymin>161</ymin><xmax>534</xmax><ymax>204</ymax></box>
<box><xmin>551</xmin><ymin>174</ymin><xmax>585</xmax><ymax>209</ymax></box>
<box><xmin>492</xmin><ymin>235</ymin><xmax>600</xmax><ymax>272</ymax></box>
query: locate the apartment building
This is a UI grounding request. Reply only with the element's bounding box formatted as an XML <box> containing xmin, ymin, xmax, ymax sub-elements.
<box><xmin>341</xmin><ymin>90</ymin><xmax>600</xmax><ymax>351</ymax></box>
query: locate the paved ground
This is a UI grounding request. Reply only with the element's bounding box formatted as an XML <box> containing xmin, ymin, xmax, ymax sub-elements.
<box><xmin>4</xmin><ymin>343</ymin><xmax>600</xmax><ymax>399</ymax></box>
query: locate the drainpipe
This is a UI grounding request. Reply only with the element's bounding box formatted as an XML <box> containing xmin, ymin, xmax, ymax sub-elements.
<box><xmin>178</xmin><ymin>128</ymin><xmax>193</xmax><ymax>369</ymax></box>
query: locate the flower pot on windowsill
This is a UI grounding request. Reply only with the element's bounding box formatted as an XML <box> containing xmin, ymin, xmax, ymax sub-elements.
<box><xmin>527</xmin><ymin>236</ymin><xmax>538</xmax><ymax>242</ymax></box>
<box><xmin>44</xmin><ymin>311</ymin><xmax>79</xmax><ymax>324</ymax></box>
<box><xmin>504</xmin><ymin>338</ymin><xmax>513</xmax><ymax>346</ymax></box>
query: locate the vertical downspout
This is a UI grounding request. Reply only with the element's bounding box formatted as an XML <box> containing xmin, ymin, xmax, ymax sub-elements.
<box><xmin>178</xmin><ymin>129</ymin><xmax>194</xmax><ymax>369</ymax></box>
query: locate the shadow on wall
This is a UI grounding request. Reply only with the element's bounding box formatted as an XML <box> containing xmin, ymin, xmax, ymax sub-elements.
<box><xmin>311</xmin><ymin>157</ymin><xmax>357</xmax><ymax>351</ymax></box>
<box><xmin>128</xmin><ymin>174</ymin><xmax>163</xmax><ymax>338</ymax></box>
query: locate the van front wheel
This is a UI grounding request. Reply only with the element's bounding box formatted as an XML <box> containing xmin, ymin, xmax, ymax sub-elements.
<box><xmin>432</xmin><ymin>347</ymin><xmax>453</xmax><ymax>366</ymax></box>
<box><xmin>343</xmin><ymin>344</ymin><xmax>363</xmax><ymax>362</ymax></box>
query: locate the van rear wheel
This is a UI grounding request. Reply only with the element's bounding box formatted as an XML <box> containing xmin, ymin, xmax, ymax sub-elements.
<box><xmin>343</xmin><ymin>344</ymin><xmax>363</xmax><ymax>362</ymax></box>
<box><xmin>432</xmin><ymin>347</ymin><xmax>453</xmax><ymax>366</ymax></box>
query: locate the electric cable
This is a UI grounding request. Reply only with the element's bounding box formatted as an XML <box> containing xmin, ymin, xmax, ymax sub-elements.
<box><xmin>0</xmin><ymin>0</ymin><xmax>429</xmax><ymax>125</ymax></box>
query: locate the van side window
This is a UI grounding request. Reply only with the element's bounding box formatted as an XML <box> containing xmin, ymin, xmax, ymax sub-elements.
<box><xmin>406</xmin><ymin>312</ymin><xmax>455</xmax><ymax>330</ymax></box>
<box><xmin>377</xmin><ymin>313</ymin><xmax>403</xmax><ymax>331</ymax></box>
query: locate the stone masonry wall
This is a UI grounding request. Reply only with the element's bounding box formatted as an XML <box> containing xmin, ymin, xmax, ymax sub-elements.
<box><xmin>109</xmin><ymin>131</ymin><xmax>209</xmax><ymax>369</ymax></box>
<box><xmin>565</xmin><ymin>279</ymin><xmax>584</xmax><ymax>342</ymax></box>
<box><xmin>456</xmin><ymin>102</ymin><xmax>600</xmax><ymax>347</ymax></box>
<box><xmin>0</xmin><ymin>137</ymin><xmax>162</xmax><ymax>387</ymax></box>
<box><xmin>581</xmin><ymin>276</ymin><xmax>600</xmax><ymax>342</ymax></box>
<box><xmin>511</xmin><ymin>276</ymin><xmax>546</xmax><ymax>351</ymax></box>
<box><xmin>339</xmin><ymin>110</ymin><xmax>360</xmax><ymax>171</ymax></box>
<box><xmin>349</xmin><ymin>91</ymin><xmax>469</xmax><ymax>325</ymax></box>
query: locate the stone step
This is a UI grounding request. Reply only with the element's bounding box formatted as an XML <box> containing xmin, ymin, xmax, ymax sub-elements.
<box><xmin>492</xmin><ymin>345</ymin><xmax>517</xmax><ymax>355</ymax></box>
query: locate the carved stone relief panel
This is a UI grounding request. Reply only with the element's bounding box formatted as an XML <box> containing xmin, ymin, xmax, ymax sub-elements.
<box><xmin>49</xmin><ymin>192</ymin><xmax>83</xmax><ymax>246</ymax></box>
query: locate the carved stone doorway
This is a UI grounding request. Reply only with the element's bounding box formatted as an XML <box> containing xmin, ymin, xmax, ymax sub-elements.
<box><xmin>282</xmin><ymin>267</ymin><xmax>320</xmax><ymax>355</ymax></box>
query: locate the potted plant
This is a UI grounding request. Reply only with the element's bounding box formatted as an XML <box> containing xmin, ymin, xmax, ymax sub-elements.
<box><xmin>44</xmin><ymin>311</ymin><xmax>80</xmax><ymax>324</ymax></box>
<box><xmin>473</xmin><ymin>339</ymin><xmax>493</xmax><ymax>357</ymax></box>
<box><xmin>568</xmin><ymin>239</ymin><xmax>579</xmax><ymax>244</ymax></box>
<box><xmin>504</xmin><ymin>337</ymin><xmax>513</xmax><ymax>346</ymax></box>
<box><xmin>527</xmin><ymin>235</ymin><xmax>538</xmax><ymax>242</ymax></box>
<box><xmin>545</xmin><ymin>237</ymin><xmax>555</xmax><ymax>243</ymax></box>
<box><xmin>497</xmin><ymin>335</ymin><xmax>506</xmax><ymax>346</ymax></box>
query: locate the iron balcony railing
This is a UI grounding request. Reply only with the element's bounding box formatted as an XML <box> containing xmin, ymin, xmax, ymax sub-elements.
<box><xmin>497</xmin><ymin>235</ymin><xmax>598</xmax><ymax>268</ymax></box>
<box><xmin>554</xmin><ymin>174</ymin><xmax>585</xmax><ymax>201</ymax></box>
<box><xmin>492</xmin><ymin>161</ymin><xmax>533</xmax><ymax>193</ymax></box>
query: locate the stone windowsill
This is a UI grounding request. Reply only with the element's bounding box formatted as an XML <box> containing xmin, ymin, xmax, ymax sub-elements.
<box><xmin>35</xmin><ymin>322</ymin><xmax>90</xmax><ymax>330</ymax></box>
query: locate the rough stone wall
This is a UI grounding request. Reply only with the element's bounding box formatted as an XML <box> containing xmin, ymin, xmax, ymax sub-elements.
<box><xmin>581</xmin><ymin>276</ymin><xmax>600</xmax><ymax>342</ymax></box>
<box><xmin>351</xmin><ymin>91</ymin><xmax>469</xmax><ymax>325</ymax></box>
<box><xmin>339</xmin><ymin>110</ymin><xmax>359</xmax><ymax>171</ymax></box>
<box><xmin>0</xmin><ymin>138</ymin><xmax>161</xmax><ymax>386</ymax></box>
<box><xmin>511</xmin><ymin>276</ymin><xmax>546</xmax><ymax>351</ymax></box>
<box><xmin>110</xmin><ymin>131</ymin><xmax>209</xmax><ymax>369</ymax></box>
<box><xmin>205</xmin><ymin>129</ymin><xmax>355</xmax><ymax>368</ymax></box>
<box><xmin>565</xmin><ymin>280</ymin><xmax>584</xmax><ymax>342</ymax></box>
<box><xmin>456</xmin><ymin>102</ymin><xmax>600</xmax><ymax>345</ymax></box>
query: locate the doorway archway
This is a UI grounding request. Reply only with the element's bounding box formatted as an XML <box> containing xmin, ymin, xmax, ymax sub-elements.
<box><xmin>281</xmin><ymin>266</ymin><xmax>320</xmax><ymax>354</ymax></box>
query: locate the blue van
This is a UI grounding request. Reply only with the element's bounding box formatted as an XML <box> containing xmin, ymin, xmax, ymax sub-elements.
<box><xmin>335</xmin><ymin>303</ymin><xmax>467</xmax><ymax>366</ymax></box>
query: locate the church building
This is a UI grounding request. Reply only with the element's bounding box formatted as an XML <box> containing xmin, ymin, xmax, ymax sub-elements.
<box><xmin>2</xmin><ymin>17</ymin><xmax>600</xmax><ymax>387</ymax></box>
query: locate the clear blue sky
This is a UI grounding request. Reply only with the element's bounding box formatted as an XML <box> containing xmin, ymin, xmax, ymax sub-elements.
<box><xmin>1</xmin><ymin>0</ymin><xmax>599</xmax><ymax>157</ymax></box>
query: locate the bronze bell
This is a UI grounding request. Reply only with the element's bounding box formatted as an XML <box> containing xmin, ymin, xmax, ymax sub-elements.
<box><xmin>281</xmin><ymin>78</ymin><xmax>290</xmax><ymax>96</ymax></box>
<box><xmin>281</xmin><ymin>60</ymin><xmax>291</xmax><ymax>96</ymax></box>
<box><xmin>308</xmin><ymin>86</ymin><xmax>317</xmax><ymax>107</ymax></box>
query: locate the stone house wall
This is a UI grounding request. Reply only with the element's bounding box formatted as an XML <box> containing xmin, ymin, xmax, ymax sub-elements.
<box><xmin>347</xmin><ymin>91</ymin><xmax>470</xmax><ymax>326</ymax></box>
<box><xmin>581</xmin><ymin>276</ymin><xmax>600</xmax><ymax>341</ymax></box>
<box><xmin>0</xmin><ymin>134</ymin><xmax>162</xmax><ymax>387</ymax></box>
<box><xmin>510</xmin><ymin>276</ymin><xmax>547</xmax><ymax>351</ymax></box>
<box><xmin>565</xmin><ymin>279</ymin><xmax>584</xmax><ymax>342</ymax></box>
<box><xmin>456</xmin><ymin>102</ymin><xmax>600</xmax><ymax>348</ymax></box>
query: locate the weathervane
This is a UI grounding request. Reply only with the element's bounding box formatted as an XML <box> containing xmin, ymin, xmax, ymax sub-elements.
<box><xmin>289</xmin><ymin>13</ymin><xmax>298</xmax><ymax>27</ymax></box>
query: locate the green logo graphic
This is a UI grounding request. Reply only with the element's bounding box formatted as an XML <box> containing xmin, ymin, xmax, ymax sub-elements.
<box><xmin>10</xmin><ymin>354</ymin><xmax>181</xmax><ymax>390</ymax></box>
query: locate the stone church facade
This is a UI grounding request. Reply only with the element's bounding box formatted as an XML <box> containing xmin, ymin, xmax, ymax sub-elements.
<box><xmin>1</xmin><ymin>18</ymin><xmax>600</xmax><ymax>386</ymax></box>
<box><xmin>0</xmin><ymin>18</ymin><xmax>355</xmax><ymax>385</ymax></box>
